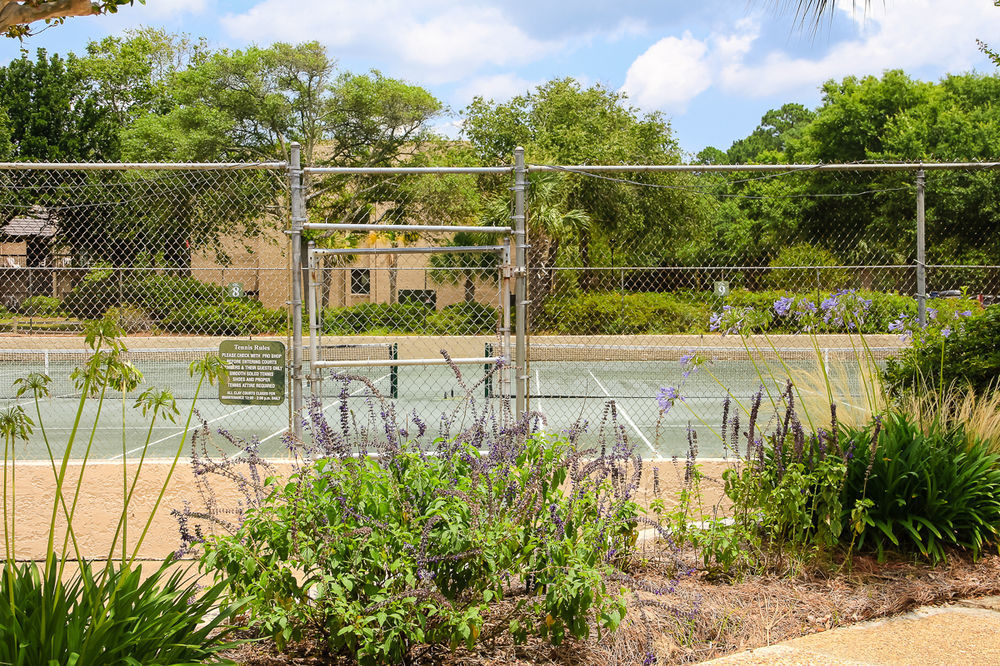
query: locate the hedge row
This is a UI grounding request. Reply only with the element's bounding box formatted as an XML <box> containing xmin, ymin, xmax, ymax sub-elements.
<box><xmin>50</xmin><ymin>275</ymin><xmax>987</xmax><ymax>338</ymax></box>
<box><xmin>322</xmin><ymin>301</ymin><xmax>498</xmax><ymax>336</ymax></box>
<box><xmin>533</xmin><ymin>289</ymin><xmax>983</xmax><ymax>335</ymax></box>
<box><xmin>62</xmin><ymin>273</ymin><xmax>286</xmax><ymax>336</ymax></box>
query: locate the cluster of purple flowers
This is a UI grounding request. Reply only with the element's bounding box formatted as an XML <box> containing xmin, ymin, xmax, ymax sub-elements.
<box><xmin>888</xmin><ymin>306</ymin><xmax>975</xmax><ymax>341</ymax></box>
<box><xmin>819</xmin><ymin>290</ymin><xmax>872</xmax><ymax>330</ymax></box>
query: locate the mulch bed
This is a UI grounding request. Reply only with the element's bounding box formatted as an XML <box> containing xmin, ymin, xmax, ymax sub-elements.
<box><xmin>221</xmin><ymin>546</ymin><xmax>1000</xmax><ymax>665</ymax></box>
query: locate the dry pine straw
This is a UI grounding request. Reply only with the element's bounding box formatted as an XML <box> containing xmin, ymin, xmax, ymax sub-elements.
<box><xmin>222</xmin><ymin>545</ymin><xmax>1000</xmax><ymax>666</ymax></box>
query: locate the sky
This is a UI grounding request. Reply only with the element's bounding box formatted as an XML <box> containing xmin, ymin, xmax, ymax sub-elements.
<box><xmin>2</xmin><ymin>0</ymin><xmax>1000</xmax><ymax>156</ymax></box>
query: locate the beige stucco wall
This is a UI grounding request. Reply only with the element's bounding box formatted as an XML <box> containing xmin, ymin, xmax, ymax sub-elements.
<box><xmin>189</xmin><ymin>225</ymin><xmax>506</xmax><ymax>312</ymax></box>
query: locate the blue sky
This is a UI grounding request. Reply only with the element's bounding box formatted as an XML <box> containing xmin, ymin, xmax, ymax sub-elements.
<box><xmin>3</xmin><ymin>0</ymin><xmax>999</xmax><ymax>156</ymax></box>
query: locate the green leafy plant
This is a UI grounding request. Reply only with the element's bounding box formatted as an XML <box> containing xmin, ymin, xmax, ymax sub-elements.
<box><xmin>17</xmin><ymin>295</ymin><xmax>63</xmax><ymax>317</ymax></box>
<box><xmin>162</xmin><ymin>299</ymin><xmax>285</xmax><ymax>335</ymax></box>
<box><xmin>424</xmin><ymin>302</ymin><xmax>498</xmax><ymax>335</ymax></box>
<box><xmin>0</xmin><ymin>561</ymin><xmax>239</xmax><ymax>666</ymax></box>
<box><xmin>1</xmin><ymin>317</ymin><xmax>240</xmax><ymax>662</ymax></box>
<box><xmin>840</xmin><ymin>414</ymin><xmax>1000</xmax><ymax>562</ymax></box>
<box><xmin>764</xmin><ymin>242</ymin><xmax>849</xmax><ymax>291</ymax></box>
<box><xmin>200</xmin><ymin>430</ymin><xmax>641</xmax><ymax>663</ymax></box>
<box><xmin>884</xmin><ymin>305</ymin><xmax>1000</xmax><ymax>397</ymax></box>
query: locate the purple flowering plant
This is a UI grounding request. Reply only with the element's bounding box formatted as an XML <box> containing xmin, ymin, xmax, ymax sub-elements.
<box><xmin>190</xmin><ymin>356</ymin><xmax>686</xmax><ymax>662</ymax></box>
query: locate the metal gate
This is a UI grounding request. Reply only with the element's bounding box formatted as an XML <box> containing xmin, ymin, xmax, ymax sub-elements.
<box><xmin>286</xmin><ymin>145</ymin><xmax>529</xmax><ymax>441</ymax></box>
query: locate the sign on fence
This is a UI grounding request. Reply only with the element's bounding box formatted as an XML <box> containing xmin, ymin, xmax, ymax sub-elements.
<box><xmin>218</xmin><ymin>340</ymin><xmax>286</xmax><ymax>405</ymax></box>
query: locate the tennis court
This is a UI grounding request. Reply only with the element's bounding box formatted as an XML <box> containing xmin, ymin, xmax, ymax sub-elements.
<box><xmin>2</xmin><ymin>339</ymin><xmax>898</xmax><ymax>460</ymax></box>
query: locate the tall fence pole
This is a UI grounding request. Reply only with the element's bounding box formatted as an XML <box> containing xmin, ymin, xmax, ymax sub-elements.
<box><xmin>513</xmin><ymin>147</ymin><xmax>528</xmax><ymax>420</ymax></box>
<box><xmin>916</xmin><ymin>169</ymin><xmax>927</xmax><ymax>327</ymax></box>
<box><xmin>289</xmin><ymin>142</ymin><xmax>305</xmax><ymax>442</ymax></box>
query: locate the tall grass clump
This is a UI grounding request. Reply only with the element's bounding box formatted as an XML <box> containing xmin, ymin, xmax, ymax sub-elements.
<box><xmin>0</xmin><ymin>317</ymin><xmax>242</xmax><ymax>664</ymax></box>
<box><xmin>657</xmin><ymin>292</ymin><xmax>1000</xmax><ymax>572</ymax></box>
<box><xmin>178</xmin><ymin>357</ymin><xmax>687</xmax><ymax>664</ymax></box>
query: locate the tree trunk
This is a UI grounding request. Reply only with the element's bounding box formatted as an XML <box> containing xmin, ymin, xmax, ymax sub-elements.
<box><xmin>464</xmin><ymin>273</ymin><xmax>476</xmax><ymax>303</ymax></box>
<box><xmin>389</xmin><ymin>255</ymin><xmax>398</xmax><ymax>304</ymax></box>
<box><xmin>579</xmin><ymin>229</ymin><xmax>592</xmax><ymax>291</ymax></box>
<box><xmin>527</xmin><ymin>238</ymin><xmax>559</xmax><ymax>326</ymax></box>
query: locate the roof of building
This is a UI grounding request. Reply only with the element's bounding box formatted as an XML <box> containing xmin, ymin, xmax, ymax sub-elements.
<box><xmin>2</xmin><ymin>206</ymin><xmax>56</xmax><ymax>238</ymax></box>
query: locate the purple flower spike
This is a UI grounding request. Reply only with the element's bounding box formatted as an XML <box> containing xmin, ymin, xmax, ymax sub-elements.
<box><xmin>657</xmin><ymin>386</ymin><xmax>682</xmax><ymax>413</ymax></box>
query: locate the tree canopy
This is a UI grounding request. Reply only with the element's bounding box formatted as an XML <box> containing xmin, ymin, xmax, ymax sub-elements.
<box><xmin>696</xmin><ymin>69</ymin><xmax>1000</xmax><ymax>292</ymax></box>
<box><xmin>463</xmin><ymin>78</ymin><xmax>711</xmax><ymax>297</ymax></box>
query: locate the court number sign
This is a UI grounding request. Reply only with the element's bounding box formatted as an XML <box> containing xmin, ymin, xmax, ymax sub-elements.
<box><xmin>714</xmin><ymin>281</ymin><xmax>730</xmax><ymax>298</ymax></box>
<box><xmin>218</xmin><ymin>340</ymin><xmax>286</xmax><ymax>405</ymax></box>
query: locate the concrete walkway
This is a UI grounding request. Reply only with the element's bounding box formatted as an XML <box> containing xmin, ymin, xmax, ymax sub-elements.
<box><xmin>704</xmin><ymin>596</ymin><xmax>1000</xmax><ymax>665</ymax></box>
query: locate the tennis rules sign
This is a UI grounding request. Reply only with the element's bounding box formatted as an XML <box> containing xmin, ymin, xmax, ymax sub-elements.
<box><xmin>218</xmin><ymin>340</ymin><xmax>286</xmax><ymax>405</ymax></box>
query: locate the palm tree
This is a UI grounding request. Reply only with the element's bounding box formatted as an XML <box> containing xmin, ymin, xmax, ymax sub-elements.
<box><xmin>522</xmin><ymin>173</ymin><xmax>591</xmax><ymax>322</ymax></box>
<box><xmin>769</xmin><ymin>1</ymin><xmax>874</xmax><ymax>27</ymax></box>
<box><xmin>429</xmin><ymin>231</ymin><xmax>500</xmax><ymax>304</ymax></box>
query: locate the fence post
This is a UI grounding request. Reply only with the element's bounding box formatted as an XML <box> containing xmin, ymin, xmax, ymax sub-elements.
<box><xmin>289</xmin><ymin>142</ymin><xmax>305</xmax><ymax>442</ymax></box>
<box><xmin>513</xmin><ymin>147</ymin><xmax>528</xmax><ymax>420</ymax></box>
<box><xmin>916</xmin><ymin>169</ymin><xmax>926</xmax><ymax>327</ymax></box>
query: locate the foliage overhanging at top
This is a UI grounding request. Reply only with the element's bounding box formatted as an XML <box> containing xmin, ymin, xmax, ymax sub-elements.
<box><xmin>0</xmin><ymin>0</ymin><xmax>144</xmax><ymax>38</ymax></box>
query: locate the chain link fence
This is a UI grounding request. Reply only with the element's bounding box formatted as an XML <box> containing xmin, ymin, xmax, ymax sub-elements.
<box><xmin>523</xmin><ymin>163</ymin><xmax>1000</xmax><ymax>455</ymax></box>
<box><xmin>3</xmin><ymin>158</ymin><xmax>998</xmax><ymax>458</ymax></box>
<box><xmin>0</xmin><ymin>162</ymin><xmax>290</xmax><ymax>458</ymax></box>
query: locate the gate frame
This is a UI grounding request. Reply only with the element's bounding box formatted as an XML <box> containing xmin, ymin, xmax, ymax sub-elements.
<box><xmin>288</xmin><ymin>152</ymin><xmax>528</xmax><ymax>436</ymax></box>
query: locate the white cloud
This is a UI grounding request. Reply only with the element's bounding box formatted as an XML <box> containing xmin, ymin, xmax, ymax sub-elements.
<box><xmin>605</xmin><ymin>17</ymin><xmax>648</xmax><ymax>43</ymax></box>
<box><xmin>455</xmin><ymin>73</ymin><xmax>537</xmax><ymax>103</ymax></box>
<box><xmin>721</xmin><ymin>0</ymin><xmax>1000</xmax><ymax>96</ymax></box>
<box><xmin>222</xmin><ymin>1</ymin><xmax>563</xmax><ymax>83</ymax></box>
<box><xmin>620</xmin><ymin>0</ymin><xmax>1000</xmax><ymax>115</ymax></box>
<box><xmin>620</xmin><ymin>31</ymin><xmax>717</xmax><ymax>113</ymax></box>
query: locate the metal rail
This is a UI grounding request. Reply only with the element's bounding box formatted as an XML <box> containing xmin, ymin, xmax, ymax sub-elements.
<box><xmin>312</xmin><ymin>245</ymin><xmax>506</xmax><ymax>256</ymax></box>
<box><xmin>303</xmin><ymin>166</ymin><xmax>511</xmax><ymax>175</ymax></box>
<box><xmin>0</xmin><ymin>162</ymin><xmax>285</xmax><ymax>170</ymax></box>
<box><xmin>303</xmin><ymin>223</ymin><xmax>511</xmax><ymax>234</ymax></box>
<box><xmin>527</xmin><ymin>162</ymin><xmax>1000</xmax><ymax>173</ymax></box>
<box><xmin>315</xmin><ymin>357</ymin><xmax>503</xmax><ymax>368</ymax></box>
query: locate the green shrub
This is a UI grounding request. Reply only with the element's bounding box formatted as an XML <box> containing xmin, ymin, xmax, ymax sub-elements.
<box><xmin>425</xmin><ymin>302</ymin><xmax>498</xmax><ymax>335</ymax></box>
<box><xmin>323</xmin><ymin>302</ymin><xmax>432</xmax><ymax>335</ymax></box>
<box><xmin>723</xmin><ymin>407</ymin><xmax>1000</xmax><ymax>564</ymax></box>
<box><xmin>62</xmin><ymin>272</ymin><xmax>227</xmax><ymax>321</ymax></box>
<box><xmin>536</xmin><ymin>292</ymin><xmax>706</xmax><ymax>335</ymax></box>
<box><xmin>163</xmin><ymin>299</ymin><xmax>285</xmax><ymax>336</ymax></box>
<box><xmin>884</xmin><ymin>304</ymin><xmax>1000</xmax><ymax>396</ymax></box>
<box><xmin>841</xmin><ymin>414</ymin><xmax>1000</xmax><ymax>562</ymax></box>
<box><xmin>17</xmin><ymin>295</ymin><xmax>63</xmax><ymax>317</ymax></box>
<box><xmin>202</xmin><ymin>435</ymin><xmax>634</xmax><ymax>663</ymax></box>
<box><xmin>104</xmin><ymin>304</ymin><xmax>153</xmax><ymax>334</ymax></box>
<box><xmin>765</xmin><ymin>243</ymin><xmax>850</xmax><ymax>291</ymax></box>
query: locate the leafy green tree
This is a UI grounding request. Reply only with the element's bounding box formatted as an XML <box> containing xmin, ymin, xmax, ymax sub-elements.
<box><xmin>0</xmin><ymin>107</ymin><xmax>11</xmax><ymax>160</ymax></box>
<box><xmin>463</xmin><ymin>77</ymin><xmax>709</xmax><ymax>293</ymax></box>
<box><xmin>1</xmin><ymin>0</ymin><xmax>142</xmax><ymax>38</ymax></box>
<box><xmin>134</xmin><ymin>41</ymin><xmax>441</xmax><ymax>165</ymax></box>
<box><xmin>82</xmin><ymin>28</ymin><xmax>206</xmax><ymax>129</ymax></box>
<box><xmin>727</xmin><ymin>103</ymin><xmax>814</xmax><ymax>164</ymax></box>
<box><xmin>0</xmin><ymin>48</ymin><xmax>119</xmax><ymax>161</ymax></box>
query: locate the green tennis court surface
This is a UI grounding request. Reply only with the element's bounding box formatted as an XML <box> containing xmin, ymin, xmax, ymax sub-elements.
<box><xmin>3</xmin><ymin>344</ymin><xmax>893</xmax><ymax>460</ymax></box>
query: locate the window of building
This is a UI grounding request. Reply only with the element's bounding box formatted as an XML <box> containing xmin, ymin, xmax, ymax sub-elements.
<box><xmin>350</xmin><ymin>268</ymin><xmax>371</xmax><ymax>295</ymax></box>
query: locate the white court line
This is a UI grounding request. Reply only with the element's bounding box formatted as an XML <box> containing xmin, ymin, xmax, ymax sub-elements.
<box><xmin>256</xmin><ymin>373</ymin><xmax>391</xmax><ymax>445</ymax></box>
<box><xmin>112</xmin><ymin>404</ymin><xmax>256</xmax><ymax>459</ymax></box>
<box><xmin>587</xmin><ymin>370</ymin><xmax>657</xmax><ymax>457</ymax></box>
<box><xmin>534</xmin><ymin>368</ymin><xmax>543</xmax><ymax>415</ymax></box>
